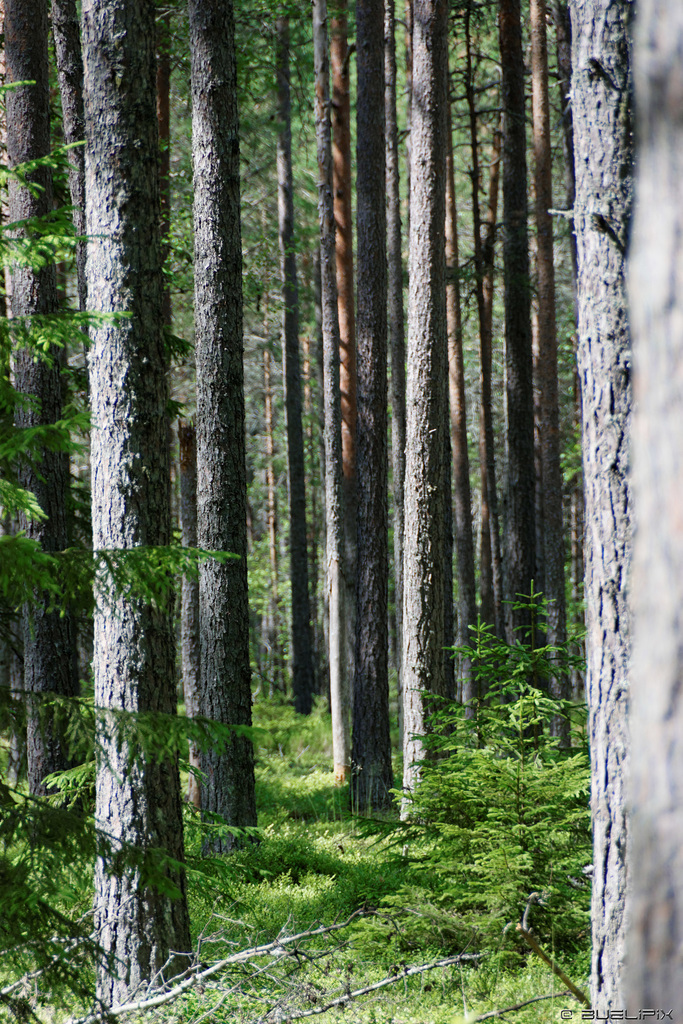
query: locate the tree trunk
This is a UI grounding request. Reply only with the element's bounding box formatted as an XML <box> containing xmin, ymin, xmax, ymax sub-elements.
<box><xmin>530</xmin><ymin>0</ymin><xmax>567</xmax><ymax>735</ymax></box>
<box><xmin>552</xmin><ymin>0</ymin><xmax>578</xmax><ymax>297</ymax></box>
<box><xmin>7</xmin><ymin>0</ymin><xmax>78</xmax><ymax>797</ymax></box>
<box><xmin>385</xmin><ymin>0</ymin><xmax>406</xmax><ymax>747</ymax></box>
<box><xmin>263</xmin><ymin>340</ymin><xmax>284</xmax><ymax>695</ymax></box>
<box><xmin>313</xmin><ymin>0</ymin><xmax>350</xmax><ymax>784</ymax></box>
<box><xmin>189</xmin><ymin>0</ymin><xmax>257</xmax><ymax>851</ymax></box>
<box><xmin>627</xmin><ymin>3</ymin><xmax>683</xmax><ymax>1003</ymax></box>
<box><xmin>51</xmin><ymin>0</ymin><xmax>87</xmax><ymax>312</ymax></box>
<box><xmin>352</xmin><ymin>0</ymin><xmax>393</xmax><ymax>813</ymax></box>
<box><xmin>83</xmin><ymin>0</ymin><xmax>191</xmax><ymax>1002</ymax></box>
<box><xmin>330</xmin><ymin>1</ymin><xmax>357</xmax><ymax>695</ymax></box>
<box><xmin>157</xmin><ymin>9</ymin><xmax>172</xmax><ymax>328</ymax></box>
<box><xmin>464</xmin><ymin>6</ymin><xmax>504</xmax><ymax>639</ymax></box>
<box><xmin>445</xmin><ymin>93</ymin><xmax>477</xmax><ymax>703</ymax></box>
<box><xmin>570</xmin><ymin>0</ymin><xmax>632</xmax><ymax>1008</ymax></box>
<box><xmin>179</xmin><ymin>423</ymin><xmax>201</xmax><ymax>810</ymax></box>
<box><xmin>402</xmin><ymin>0</ymin><xmax>449</xmax><ymax>799</ymax></box>
<box><xmin>499</xmin><ymin>0</ymin><xmax>535</xmax><ymax>642</ymax></box>
<box><xmin>277</xmin><ymin>16</ymin><xmax>315</xmax><ymax>715</ymax></box>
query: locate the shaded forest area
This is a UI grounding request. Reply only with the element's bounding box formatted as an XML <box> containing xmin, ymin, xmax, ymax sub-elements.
<box><xmin>1</xmin><ymin>0</ymin><xmax>682</xmax><ymax>1020</ymax></box>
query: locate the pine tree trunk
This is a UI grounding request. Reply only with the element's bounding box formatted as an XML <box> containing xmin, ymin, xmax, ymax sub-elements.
<box><xmin>179</xmin><ymin>423</ymin><xmax>201</xmax><ymax>810</ymax></box>
<box><xmin>570</xmin><ymin>0</ymin><xmax>632</xmax><ymax>1008</ymax></box>
<box><xmin>530</xmin><ymin>0</ymin><xmax>567</xmax><ymax>734</ymax></box>
<box><xmin>352</xmin><ymin>0</ymin><xmax>393</xmax><ymax>813</ymax></box>
<box><xmin>552</xmin><ymin>0</ymin><xmax>578</xmax><ymax>297</ymax></box>
<box><xmin>157</xmin><ymin>9</ymin><xmax>172</xmax><ymax>328</ymax></box>
<box><xmin>627</xmin><ymin>4</ymin><xmax>683</xmax><ymax>1003</ymax></box>
<box><xmin>330</xmin><ymin>2</ymin><xmax>358</xmax><ymax>695</ymax></box>
<box><xmin>51</xmin><ymin>0</ymin><xmax>87</xmax><ymax>312</ymax></box>
<box><xmin>313</xmin><ymin>0</ymin><xmax>350</xmax><ymax>784</ymax></box>
<box><xmin>402</xmin><ymin>0</ymin><xmax>449</xmax><ymax>799</ymax></box>
<box><xmin>189</xmin><ymin>0</ymin><xmax>257</xmax><ymax>850</ymax></box>
<box><xmin>83</xmin><ymin>0</ymin><xmax>191</xmax><ymax>1002</ymax></box>
<box><xmin>446</xmin><ymin>95</ymin><xmax>477</xmax><ymax>704</ymax></box>
<box><xmin>263</xmin><ymin>341</ymin><xmax>284</xmax><ymax>694</ymax></box>
<box><xmin>277</xmin><ymin>16</ymin><xmax>315</xmax><ymax>715</ymax></box>
<box><xmin>385</xmin><ymin>0</ymin><xmax>406</xmax><ymax>746</ymax></box>
<box><xmin>7</xmin><ymin>0</ymin><xmax>78</xmax><ymax>798</ymax></box>
<box><xmin>499</xmin><ymin>0</ymin><xmax>535</xmax><ymax>642</ymax></box>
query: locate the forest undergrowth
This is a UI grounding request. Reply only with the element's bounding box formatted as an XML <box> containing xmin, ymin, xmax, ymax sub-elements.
<box><xmin>1</xmin><ymin>628</ymin><xmax>592</xmax><ymax>1024</ymax></box>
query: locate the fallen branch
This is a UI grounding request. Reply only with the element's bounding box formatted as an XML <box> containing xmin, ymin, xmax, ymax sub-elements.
<box><xmin>516</xmin><ymin>925</ymin><xmax>590</xmax><ymax>1007</ymax></box>
<box><xmin>262</xmin><ymin>952</ymin><xmax>483</xmax><ymax>1022</ymax></box>
<box><xmin>472</xmin><ymin>991</ymin><xmax>572</xmax><ymax>1021</ymax></box>
<box><xmin>66</xmin><ymin>911</ymin><xmax>365</xmax><ymax>1024</ymax></box>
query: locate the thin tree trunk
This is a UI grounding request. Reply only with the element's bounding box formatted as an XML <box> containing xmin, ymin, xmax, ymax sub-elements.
<box><xmin>277</xmin><ymin>16</ymin><xmax>315</xmax><ymax>715</ymax></box>
<box><xmin>464</xmin><ymin>6</ymin><xmax>504</xmax><ymax>638</ymax></box>
<box><xmin>157</xmin><ymin>9</ymin><xmax>172</xmax><ymax>328</ymax></box>
<box><xmin>404</xmin><ymin>0</ymin><xmax>413</xmax><ymax>245</ymax></box>
<box><xmin>189</xmin><ymin>0</ymin><xmax>257</xmax><ymax>851</ymax></box>
<box><xmin>330</xmin><ymin>1</ymin><xmax>357</xmax><ymax>695</ymax></box>
<box><xmin>303</xmin><ymin>332</ymin><xmax>322</xmax><ymax>691</ymax></box>
<box><xmin>263</xmin><ymin>341</ymin><xmax>284</xmax><ymax>695</ymax></box>
<box><xmin>499</xmin><ymin>0</ymin><xmax>535</xmax><ymax>642</ymax></box>
<box><xmin>570</xmin><ymin>0</ymin><xmax>632</xmax><ymax>1008</ymax></box>
<box><xmin>445</xmin><ymin>94</ymin><xmax>477</xmax><ymax>705</ymax></box>
<box><xmin>627</xmin><ymin>4</ymin><xmax>683</xmax><ymax>1003</ymax></box>
<box><xmin>179</xmin><ymin>423</ymin><xmax>201</xmax><ymax>810</ymax></box>
<box><xmin>352</xmin><ymin>0</ymin><xmax>393</xmax><ymax>813</ymax></box>
<box><xmin>83</xmin><ymin>0</ymin><xmax>191</xmax><ymax>1002</ymax></box>
<box><xmin>313</xmin><ymin>0</ymin><xmax>350</xmax><ymax>784</ymax></box>
<box><xmin>552</xmin><ymin>0</ymin><xmax>577</xmax><ymax>299</ymax></box>
<box><xmin>530</xmin><ymin>0</ymin><xmax>567</xmax><ymax>734</ymax></box>
<box><xmin>402</xmin><ymin>0</ymin><xmax>449</xmax><ymax>800</ymax></box>
<box><xmin>385</xmin><ymin>0</ymin><xmax>406</xmax><ymax>748</ymax></box>
<box><xmin>7</xmin><ymin>0</ymin><xmax>78</xmax><ymax>797</ymax></box>
<box><xmin>51</xmin><ymin>0</ymin><xmax>86</xmax><ymax>313</ymax></box>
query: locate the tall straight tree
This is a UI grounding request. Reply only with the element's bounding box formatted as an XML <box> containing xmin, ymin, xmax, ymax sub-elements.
<box><xmin>627</xmin><ymin>1</ymin><xmax>683</xmax><ymax>1002</ymax></box>
<box><xmin>189</xmin><ymin>0</ymin><xmax>257</xmax><ymax>849</ymax></box>
<box><xmin>276</xmin><ymin>15</ymin><xmax>315</xmax><ymax>714</ymax></box>
<box><xmin>313</xmin><ymin>0</ymin><xmax>350</xmax><ymax>784</ymax></box>
<box><xmin>330</xmin><ymin>0</ymin><xmax>358</xmax><ymax>683</ymax></box>
<box><xmin>7</xmin><ymin>0</ymin><xmax>78</xmax><ymax>797</ymax></box>
<box><xmin>385</xmin><ymin>0</ymin><xmax>406</xmax><ymax>739</ymax></box>
<box><xmin>402</xmin><ymin>0</ymin><xmax>449</xmax><ymax>796</ymax></box>
<box><xmin>179</xmin><ymin>423</ymin><xmax>201</xmax><ymax>809</ymax></box>
<box><xmin>83</xmin><ymin>0</ymin><xmax>191</xmax><ymax>1003</ymax></box>
<box><xmin>499</xmin><ymin>0</ymin><xmax>534</xmax><ymax>641</ymax></box>
<box><xmin>570</xmin><ymin>0</ymin><xmax>632</xmax><ymax>1009</ymax></box>
<box><xmin>352</xmin><ymin>0</ymin><xmax>393</xmax><ymax>813</ymax></box>
<box><xmin>530</xmin><ymin>0</ymin><xmax>567</xmax><ymax>735</ymax></box>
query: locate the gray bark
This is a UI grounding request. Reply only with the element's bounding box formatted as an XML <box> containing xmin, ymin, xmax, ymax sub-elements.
<box><xmin>352</xmin><ymin>0</ymin><xmax>393</xmax><ymax>814</ymax></box>
<box><xmin>313</xmin><ymin>0</ymin><xmax>350</xmax><ymax>784</ymax></box>
<box><xmin>51</xmin><ymin>0</ymin><xmax>87</xmax><ymax>312</ymax></box>
<box><xmin>189</xmin><ymin>0</ymin><xmax>257</xmax><ymax>849</ymax></box>
<box><xmin>625</xmin><ymin>0</ymin><xmax>681</xmax><ymax>1006</ymax></box>
<box><xmin>499</xmin><ymin>0</ymin><xmax>535</xmax><ymax>642</ymax></box>
<box><xmin>179</xmin><ymin>423</ymin><xmax>201</xmax><ymax>810</ymax></box>
<box><xmin>385</xmin><ymin>0</ymin><xmax>406</xmax><ymax>745</ymax></box>
<box><xmin>83</xmin><ymin>0</ymin><xmax>190</xmax><ymax>1003</ymax></box>
<box><xmin>402</xmin><ymin>0</ymin><xmax>448</xmax><ymax>798</ymax></box>
<box><xmin>276</xmin><ymin>16</ymin><xmax>315</xmax><ymax>715</ymax></box>
<box><xmin>7</xmin><ymin>0</ymin><xmax>78</xmax><ymax>797</ymax></box>
<box><xmin>570</xmin><ymin>0</ymin><xmax>632</xmax><ymax>1008</ymax></box>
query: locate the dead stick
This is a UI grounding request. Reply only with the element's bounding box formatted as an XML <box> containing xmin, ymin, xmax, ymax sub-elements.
<box><xmin>472</xmin><ymin>991</ymin><xmax>572</xmax><ymax>1021</ymax></box>
<box><xmin>516</xmin><ymin>924</ymin><xmax>590</xmax><ymax>1007</ymax></box>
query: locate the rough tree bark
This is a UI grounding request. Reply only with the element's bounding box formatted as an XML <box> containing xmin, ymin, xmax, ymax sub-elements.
<box><xmin>157</xmin><ymin>9</ymin><xmax>172</xmax><ymax>328</ymax></box>
<box><xmin>330</xmin><ymin>0</ymin><xmax>357</xmax><ymax>692</ymax></box>
<box><xmin>313</xmin><ymin>0</ymin><xmax>350</xmax><ymax>784</ymax></box>
<box><xmin>179</xmin><ymin>423</ymin><xmax>201</xmax><ymax>810</ymax></box>
<box><xmin>7</xmin><ymin>0</ymin><xmax>78</xmax><ymax>797</ymax></box>
<box><xmin>352</xmin><ymin>0</ymin><xmax>393</xmax><ymax>813</ymax></box>
<box><xmin>263</xmin><ymin>338</ymin><xmax>284</xmax><ymax>695</ymax></box>
<box><xmin>83</xmin><ymin>0</ymin><xmax>191</xmax><ymax>1002</ymax></box>
<box><xmin>189</xmin><ymin>0</ymin><xmax>257</xmax><ymax>850</ymax></box>
<box><xmin>385</xmin><ymin>0</ymin><xmax>406</xmax><ymax>744</ymax></box>
<box><xmin>51</xmin><ymin>0</ymin><xmax>87</xmax><ymax>312</ymax></box>
<box><xmin>627</xmin><ymin>2</ymin><xmax>683</xmax><ymax>1004</ymax></box>
<box><xmin>530</xmin><ymin>0</ymin><xmax>567</xmax><ymax>736</ymax></box>
<box><xmin>570</xmin><ymin>0</ymin><xmax>632</xmax><ymax>1008</ymax></box>
<box><xmin>499</xmin><ymin>0</ymin><xmax>535</xmax><ymax>642</ymax></box>
<box><xmin>445</xmin><ymin>95</ymin><xmax>477</xmax><ymax>703</ymax></box>
<box><xmin>402</xmin><ymin>0</ymin><xmax>449</xmax><ymax>798</ymax></box>
<box><xmin>276</xmin><ymin>16</ymin><xmax>316</xmax><ymax>714</ymax></box>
